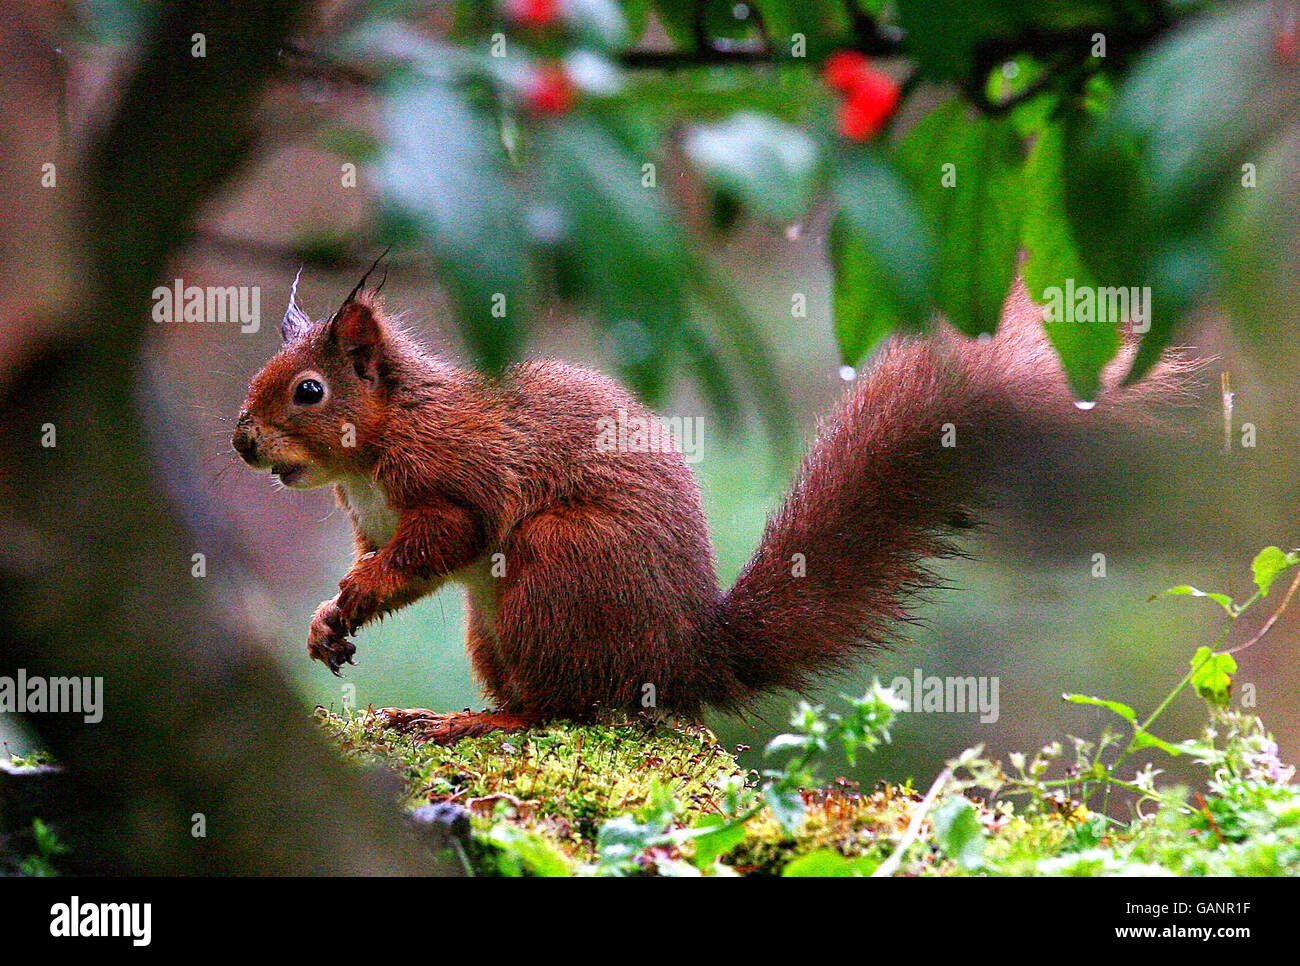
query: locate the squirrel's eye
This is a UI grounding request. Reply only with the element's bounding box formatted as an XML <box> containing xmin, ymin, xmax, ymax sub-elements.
<box><xmin>293</xmin><ymin>378</ymin><xmax>325</xmax><ymax>406</ymax></box>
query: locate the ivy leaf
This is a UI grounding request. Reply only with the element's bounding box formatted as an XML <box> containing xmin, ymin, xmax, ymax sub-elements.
<box><xmin>1189</xmin><ymin>646</ymin><xmax>1238</xmax><ymax>708</ymax></box>
<box><xmin>1251</xmin><ymin>546</ymin><xmax>1298</xmax><ymax>597</ymax></box>
<box><xmin>1151</xmin><ymin>585</ymin><xmax>1236</xmax><ymax>616</ymax></box>
<box><xmin>931</xmin><ymin>795</ymin><xmax>985</xmax><ymax>869</ymax></box>
<box><xmin>1063</xmin><ymin>694</ymin><xmax>1138</xmax><ymax>725</ymax></box>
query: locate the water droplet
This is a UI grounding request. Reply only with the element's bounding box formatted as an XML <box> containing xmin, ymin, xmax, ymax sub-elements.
<box><xmin>1074</xmin><ymin>400</ymin><xmax>1097</xmax><ymax>411</ymax></box>
<box><xmin>838</xmin><ymin>365</ymin><xmax>857</xmax><ymax>382</ymax></box>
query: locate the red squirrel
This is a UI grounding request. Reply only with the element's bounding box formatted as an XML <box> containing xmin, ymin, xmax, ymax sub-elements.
<box><xmin>233</xmin><ymin>265</ymin><xmax>1187</xmax><ymax>743</ymax></box>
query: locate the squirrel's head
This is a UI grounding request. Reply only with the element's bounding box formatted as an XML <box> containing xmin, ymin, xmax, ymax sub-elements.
<box><xmin>232</xmin><ymin>263</ymin><xmax>393</xmax><ymax>489</ymax></box>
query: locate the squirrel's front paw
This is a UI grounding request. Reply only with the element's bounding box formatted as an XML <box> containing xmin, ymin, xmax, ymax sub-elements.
<box><xmin>307</xmin><ymin>597</ymin><xmax>357</xmax><ymax>676</ymax></box>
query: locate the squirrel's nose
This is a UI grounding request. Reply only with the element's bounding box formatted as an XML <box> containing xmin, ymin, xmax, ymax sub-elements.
<box><xmin>232</xmin><ymin>412</ymin><xmax>259</xmax><ymax>464</ymax></box>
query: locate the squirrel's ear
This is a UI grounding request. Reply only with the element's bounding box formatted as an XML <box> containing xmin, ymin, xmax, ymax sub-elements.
<box><xmin>331</xmin><ymin>297</ymin><xmax>385</xmax><ymax>385</ymax></box>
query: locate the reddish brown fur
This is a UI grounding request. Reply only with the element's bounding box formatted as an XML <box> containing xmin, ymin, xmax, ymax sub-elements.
<box><xmin>234</xmin><ymin>283</ymin><xmax>1189</xmax><ymax>742</ymax></box>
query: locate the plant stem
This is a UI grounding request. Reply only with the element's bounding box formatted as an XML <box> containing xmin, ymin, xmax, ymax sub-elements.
<box><xmin>873</xmin><ymin>767</ymin><xmax>952</xmax><ymax>878</ymax></box>
<box><xmin>1228</xmin><ymin>567</ymin><xmax>1300</xmax><ymax>656</ymax></box>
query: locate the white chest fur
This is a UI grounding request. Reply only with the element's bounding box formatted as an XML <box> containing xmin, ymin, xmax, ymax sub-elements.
<box><xmin>339</xmin><ymin>477</ymin><xmax>401</xmax><ymax>547</ymax></box>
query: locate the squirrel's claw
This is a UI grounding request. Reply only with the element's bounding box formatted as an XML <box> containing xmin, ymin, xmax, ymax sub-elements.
<box><xmin>311</xmin><ymin>634</ymin><xmax>356</xmax><ymax>675</ymax></box>
<box><xmin>308</xmin><ymin>596</ymin><xmax>357</xmax><ymax>675</ymax></box>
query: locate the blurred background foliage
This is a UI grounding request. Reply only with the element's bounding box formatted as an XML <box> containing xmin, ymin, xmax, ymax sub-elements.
<box><xmin>11</xmin><ymin>0</ymin><xmax>1298</xmax><ymax>799</ymax></box>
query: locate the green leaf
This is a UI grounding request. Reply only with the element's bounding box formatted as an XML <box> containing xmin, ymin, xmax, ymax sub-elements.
<box><xmin>1022</xmin><ymin>122</ymin><xmax>1118</xmax><ymax>400</ymax></box>
<box><xmin>317</xmin><ymin>127</ymin><xmax>382</xmax><ymax>165</ymax></box>
<box><xmin>1105</xmin><ymin>2</ymin><xmax>1300</xmax><ymax>222</ymax></box>
<box><xmin>895</xmin><ymin>0</ymin><xmax>1023</xmax><ymax>83</ymax></box>
<box><xmin>1065</xmin><ymin>1</ymin><xmax>1300</xmax><ymax>381</ymax></box>
<box><xmin>538</xmin><ymin>118</ymin><xmax>688</xmax><ymax>399</ymax></box>
<box><xmin>765</xmin><ymin>732</ymin><xmax>812</xmax><ymax>756</ymax></box>
<box><xmin>895</xmin><ymin>99</ymin><xmax>1026</xmax><ymax>336</ymax></box>
<box><xmin>1251</xmin><ymin>546</ymin><xmax>1298</xmax><ymax>597</ymax></box>
<box><xmin>610</xmin><ymin>65</ymin><xmax>830</xmax><ymax>125</ymax></box>
<box><xmin>829</xmin><ymin>218</ymin><xmax>903</xmax><ymax>366</ymax></box>
<box><xmin>378</xmin><ymin>74</ymin><xmax>529</xmax><ymax>372</ymax></box>
<box><xmin>830</xmin><ymin>152</ymin><xmax>936</xmax><ymax>364</ymax></box>
<box><xmin>488</xmin><ymin>824</ymin><xmax>572</xmax><ymax>877</ymax></box>
<box><xmin>1063</xmin><ymin>694</ymin><xmax>1138</xmax><ymax>725</ymax></box>
<box><xmin>31</xmin><ymin>818</ymin><xmax>69</xmax><ymax>858</ymax></box>
<box><xmin>1219</xmin><ymin>127</ymin><xmax>1300</xmax><ymax>344</ymax></box>
<box><xmin>567</xmin><ymin>0</ymin><xmax>631</xmax><ymax>50</ymax></box>
<box><xmin>681</xmin><ymin>262</ymin><xmax>798</xmax><ymax>453</ymax></box>
<box><xmin>594</xmin><ymin>814</ymin><xmax>664</xmax><ymax>873</ymax></box>
<box><xmin>683</xmin><ymin>112</ymin><xmax>821</xmax><ymax>224</ymax></box>
<box><xmin>1153</xmin><ymin>585</ymin><xmax>1236</xmax><ymax>616</ymax></box>
<box><xmin>988</xmin><ymin>59</ymin><xmax>1055</xmax><ymax>137</ymax></box>
<box><xmin>652</xmin><ymin>0</ymin><xmax>778</xmax><ymax>45</ymax></box>
<box><xmin>763</xmin><ymin>784</ymin><xmax>806</xmax><ymax>834</ymax></box>
<box><xmin>616</xmin><ymin>0</ymin><xmax>650</xmax><ymax>43</ymax></box>
<box><xmin>931</xmin><ymin>795</ymin><xmax>985</xmax><ymax>869</ymax></box>
<box><xmin>75</xmin><ymin>0</ymin><xmax>155</xmax><ymax>44</ymax></box>
<box><xmin>1131</xmin><ymin>731</ymin><xmax>1185</xmax><ymax>757</ymax></box>
<box><xmin>1123</xmin><ymin>236</ymin><xmax>1214</xmax><ymax>383</ymax></box>
<box><xmin>782</xmin><ymin>849</ymin><xmax>860</xmax><ymax>877</ymax></box>
<box><xmin>1189</xmin><ymin>646</ymin><xmax>1238</xmax><ymax>708</ymax></box>
<box><xmin>689</xmin><ymin>814</ymin><xmax>748</xmax><ymax>869</ymax></box>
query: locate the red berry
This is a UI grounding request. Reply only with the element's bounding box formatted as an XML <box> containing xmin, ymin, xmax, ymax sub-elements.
<box><xmin>823</xmin><ymin>50</ymin><xmax>869</xmax><ymax>92</ymax></box>
<box><xmin>526</xmin><ymin>65</ymin><xmax>575</xmax><ymax>116</ymax></box>
<box><xmin>836</xmin><ymin>68</ymin><xmax>900</xmax><ymax>141</ymax></box>
<box><xmin>507</xmin><ymin>0</ymin><xmax>559</xmax><ymax>28</ymax></box>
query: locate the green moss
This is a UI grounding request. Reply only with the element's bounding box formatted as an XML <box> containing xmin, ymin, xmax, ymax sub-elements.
<box><xmin>314</xmin><ymin>708</ymin><xmax>994</xmax><ymax>875</ymax></box>
<box><xmin>317</xmin><ymin>708</ymin><xmax>746</xmax><ymax>859</ymax></box>
<box><xmin>5</xmin><ymin>750</ymin><xmax>57</xmax><ymax>770</ymax></box>
<box><xmin>715</xmin><ymin>783</ymin><xmax>905</xmax><ymax>874</ymax></box>
<box><xmin>316</xmin><ymin>706</ymin><xmax>1300</xmax><ymax>877</ymax></box>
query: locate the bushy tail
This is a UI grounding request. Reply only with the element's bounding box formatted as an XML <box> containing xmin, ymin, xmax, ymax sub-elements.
<box><xmin>696</xmin><ymin>287</ymin><xmax>1198</xmax><ymax>709</ymax></box>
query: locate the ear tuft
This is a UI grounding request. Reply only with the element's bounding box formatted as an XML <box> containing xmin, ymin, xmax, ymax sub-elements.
<box><xmin>281</xmin><ymin>267</ymin><xmax>313</xmax><ymax>342</ymax></box>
